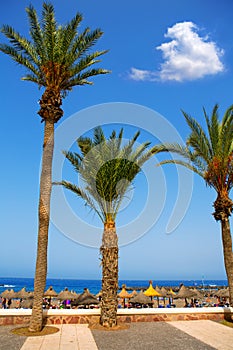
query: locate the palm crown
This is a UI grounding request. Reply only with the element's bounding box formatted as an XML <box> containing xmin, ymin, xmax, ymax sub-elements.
<box><xmin>57</xmin><ymin>126</ymin><xmax>152</xmax><ymax>223</ymax></box>
<box><xmin>0</xmin><ymin>2</ymin><xmax>109</xmax><ymax>121</ymax></box>
<box><xmin>153</xmin><ymin>105</ymin><xmax>233</xmax><ymax>190</ymax></box>
<box><xmin>153</xmin><ymin>104</ymin><xmax>233</xmax><ymax>219</ymax></box>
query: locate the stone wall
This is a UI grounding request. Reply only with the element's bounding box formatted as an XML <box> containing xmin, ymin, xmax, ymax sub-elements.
<box><xmin>0</xmin><ymin>308</ymin><xmax>232</xmax><ymax>326</ymax></box>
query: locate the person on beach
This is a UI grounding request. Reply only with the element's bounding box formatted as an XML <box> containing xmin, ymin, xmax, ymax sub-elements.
<box><xmin>1</xmin><ymin>298</ymin><xmax>6</xmax><ymax>309</ymax></box>
<box><xmin>7</xmin><ymin>299</ymin><xmax>12</xmax><ymax>309</ymax></box>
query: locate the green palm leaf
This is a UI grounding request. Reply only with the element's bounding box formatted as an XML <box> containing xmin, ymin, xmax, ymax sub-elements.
<box><xmin>0</xmin><ymin>1</ymin><xmax>110</xmax><ymax>113</ymax></box>
<box><xmin>56</xmin><ymin>127</ymin><xmax>153</xmax><ymax>223</ymax></box>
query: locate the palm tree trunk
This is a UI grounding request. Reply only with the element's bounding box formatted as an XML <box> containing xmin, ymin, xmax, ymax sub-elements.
<box><xmin>221</xmin><ymin>218</ymin><xmax>233</xmax><ymax>306</ymax></box>
<box><xmin>100</xmin><ymin>222</ymin><xmax>118</xmax><ymax>327</ymax></box>
<box><xmin>29</xmin><ymin>119</ymin><xmax>54</xmax><ymax>332</ymax></box>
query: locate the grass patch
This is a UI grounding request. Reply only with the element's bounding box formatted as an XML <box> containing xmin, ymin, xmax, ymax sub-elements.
<box><xmin>11</xmin><ymin>326</ymin><xmax>60</xmax><ymax>337</ymax></box>
<box><xmin>220</xmin><ymin>319</ymin><xmax>233</xmax><ymax>328</ymax></box>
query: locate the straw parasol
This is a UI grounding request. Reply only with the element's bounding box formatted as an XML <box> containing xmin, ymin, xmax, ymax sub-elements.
<box><xmin>144</xmin><ymin>281</ymin><xmax>161</xmax><ymax>307</ymax></box>
<box><xmin>75</xmin><ymin>288</ymin><xmax>99</xmax><ymax>308</ymax></box>
<box><xmin>130</xmin><ymin>290</ymin><xmax>152</xmax><ymax>306</ymax></box>
<box><xmin>144</xmin><ymin>281</ymin><xmax>161</xmax><ymax>299</ymax></box>
<box><xmin>167</xmin><ymin>288</ymin><xmax>176</xmax><ymax>297</ymax></box>
<box><xmin>160</xmin><ymin>287</ymin><xmax>168</xmax><ymax>297</ymax></box>
<box><xmin>0</xmin><ymin>289</ymin><xmax>17</xmax><ymax>299</ymax></box>
<box><xmin>96</xmin><ymin>290</ymin><xmax>102</xmax><ymax>301</ymax></box>
<box><xmin>15</xmin><ymin>287</ymin><xmax>33</xmax><ymax>299</ymax></box>
<box><xmin>215</xmin><ymin>288</ymin><xmax>229</xmax><ymax>298</ymax></box>
<box><xmin>128</xmin><ymin>290</ymin><xmax>137</xmax><ymax>298</ymax></box>
<box><xmin>44</xmin><ymin>286</ymin><xmax>58</xmax><ymax>298</ymax></box>
<box><xmin>57</xmin><ymin>288</ymin><xmax>78</xmax><ymax>300</ymax></box>
<box><xmin>174</xmin><ymin>285</ymin><xmax>197</xmax><ymax>306</ymax></box>
<box><xmin>155</xmin><ymin>285</ymin><xmax>162</xmax><ymax>295</ymax></box>
<box><xmin>174</xmin><ymin>285</ymin><xmax>196</xmax><ymax>299</ymax></box>
<box><xmin>118</xmin><ymin>285</ymin><xmax>131</xmax><ymax>308</ymax></box>
<box><xmin>166</xmin><ymin>287</ymin><xmax>176</xmax><ymax>305</ymax></box>
<box><xmin>190</xmin><ymin>288</ymin><xmax>204</xmax><ymax>300</ymax></box>
<box><xmin>159</xmin><ymin>287</ymin><xmax>169</xmax><ymax>306</ymax></box>
<box><xmin>44</xmin><ymin>286</ymin><xmax>58</xmax><ymax>307</ymax></box>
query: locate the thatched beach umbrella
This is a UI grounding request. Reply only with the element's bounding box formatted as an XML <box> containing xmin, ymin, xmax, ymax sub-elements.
<box><xmin>44</xmin><ymin>286</ymin><xmax>58</xmax><ymax>298</ymax></box>
<box><xmin>96</xmin><ymin>290</ymin><xmax>102</xmax><ymax>301</ymax></box>
<box><xmin>118</xmin><ymin>285</ymin><xmax>131</xmax><ymax>308</ymax></box>
<box><xmin>174</xmin><ymin>285</ymin><xmax>197</xmax><ymax>306</ymax></box>
<box><xmin>0</xmin><ymin>289</ymin><xmax>17</xmax><ymax>299</ymax></box>
<box><xmin>159</xmin><ymin>287</ymin><xmax>169</xmax><ymax>306</ymax></box>
<box><xmin>144</xmin><ymin>281</ymin><xmax>161</xmax><ymax>307</ymax></box>
<box><xmin>15</xmin><ymin>287</ymin><xmax>33</xmax><ymax>299</ymax></box>
<box><xmin>166</xmin><ymin>288</ymin><xmax>176</xmax><ymax>305</ymax></box>
<box><xmin>44</xmin><ymin>286</ymin><xmax>58</xmax><ymax>306</ymax></box>
<box><xmin>190</xmin><ymin>288</ymin><xmax>204</xmax><ymax>300</ymax></box>
<box><xmin>160</xmin><ymin>287</ymin><xmax>168</xmax><ymax>297</ymax></box>
<box><xmin>130</xmin><ymin>290</ymin><xmax>152</xmax><ymax>307</ymax></box>
<box><xmin>128</xmin><ymin>290</ymin><xmax>137</xmax><ymax>298</ymax></box>
<box><xmin>144</xmin><ymin>281</ymin><xmax>161</xmax><ymax>299</ymax></box>
<box><xmin>76</xmin><ymin>288</ymin><xmax>99</xmax><ymax>308</ymax></box>
<box><xmin>174</xmin><ymin>285</ymin><xmax>196</xmax><ymax>299</ymax></box>
<box><xmin>155</xmin><ymin>285</ymin><xmax>162</xmax><ymax>294</ymax></box>
<box><xmin>215</xmin><ymin>288</ymin><xmax>229</xmax><ymax>298</ymax></box>
<box><xmin>167</xmin><ymin>288</ymin><xmax>176</xmax><ymax>297</ymax></box>
<box><xmin>57</xmin><ymin>288</ymin><xmax>78</xmax><ymax>300</ymax></box>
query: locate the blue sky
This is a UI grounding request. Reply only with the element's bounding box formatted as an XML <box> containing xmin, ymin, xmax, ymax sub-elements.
<box><xmin>0</xmin><ymin>0</ymin><xmax>232</xmax><ymax>281</ymax></box>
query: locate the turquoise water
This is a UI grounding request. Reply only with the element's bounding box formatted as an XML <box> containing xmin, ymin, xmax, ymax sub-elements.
<box><xmin>0</xmin><ymin>277</ymin><xmax>227</xmax><ymax>295</ymax></box>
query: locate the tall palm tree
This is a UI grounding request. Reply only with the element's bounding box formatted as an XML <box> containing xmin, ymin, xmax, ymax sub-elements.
<box><xmin>56</xmin><ymin>126</ymin><xmax>153</xmax><ymax>327</ymax></box>
<box><xmin>0</xmin><ymin>2</ymin><xmax>109</xmax><ymax>332</ymax></box>
<box><xmin>152</xmin><ymin>104</ymin><xmax>233</xmax><ymax>304</ymax></box>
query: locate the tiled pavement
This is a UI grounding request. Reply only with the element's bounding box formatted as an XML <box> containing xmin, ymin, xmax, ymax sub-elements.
<box><xmin>170</xmin><ymin>320</ymin><xmax>233</xmax><ymax>350</ymax></box>
<box><xmin>20</xmin><ymin>324</ymin><xmax>97</xmax><ymax>350</ymax></box>
<box><xmin>2</xmin><ymin>320</ymin><xmax>231</xmax><ymax>350</ymax></box>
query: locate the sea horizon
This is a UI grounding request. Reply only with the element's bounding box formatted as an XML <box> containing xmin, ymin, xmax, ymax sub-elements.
<box><xmin>0</xmin><ymin>277</ymin><xmax>228</xmax><ymax>295</ymax></box>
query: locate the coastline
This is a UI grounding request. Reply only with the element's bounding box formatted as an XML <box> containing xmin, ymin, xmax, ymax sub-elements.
<box><xmin>0</xmin><ymin>277</ymin><xmax>228</xmax><ymax>295</ymax></box>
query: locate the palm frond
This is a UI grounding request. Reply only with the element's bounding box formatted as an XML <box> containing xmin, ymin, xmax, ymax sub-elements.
<box><xmin>57</xmin><ymin>13</ymin><xmax>83</xmax><ymax>63</ymax></box>
<box><xmin>67</xmin><ymin>28</ymin><xmax>104</xmax><ymax>64</ymax></box>
<box><xmin>41</xmin><ymin>2</ymin><xmax>57</xmax><ymax>61</ymax></box>
<box><xmin>220</xmin><ymin>106</ymin><xmax>233</xmax><ymax>156</ymax></box>
<box><xmin>54</xmin><ymin>180</ymin><xmax>104</xmax><ymax>222</ymax></box>
<box><xmin>203</xmin><ymin>104</ymin><xmax>219</xmax><ymax>156</ymax></box>
<box><xmin>1</xmin><ymin>2</ymin><xmax>109</xmax><ymax>95</ymax></box>
<box><xmin>0</xmin><ymin>25</ymin><xmax>40</xmax><ymax>67</ymax></box>
<box><xmin>57</xmin><ymin>126</ymin><xmax>153</xmax><ymax>223</ymax></box>
<box><xmin>26</xmin><ymin>4</ymin><xmax>47</xmax><ymax>62</ymax></box>
<box><xmin>63</xmin><ymin>150</ymin><xmax>81</xmax><ymax>172</ymax></box>
<box><xmin>0</xmin><ymin>44</ymin><xmax>41</xmax><ymax>78</ymax></box>
<box><xmin>157</xmin><ymin>159</ymin><xmax>204</xmax><ymax>177</ymax></box>
<box><xmin>67</xmin><ymin>68</ymin><xmax>109</xmax><ymax>88</ymax></box>
<box><xmin>93</xmin><ymin>126</ymin><xmax>105</xmax><ymax>145</ymax></box>
<box><xmin>77</xmin><ymin>137</ymin><xmax>93</xmax><ymax>157</ymax></box>
<box><xmin>21</xmin><ymin>73</ymin><xmax>43</xmax><ymax>84</ymax></box>
<box><xmin>182</xmin><ymin>110</ymin><xmax>212</xmax><ymax>162</ymax></box>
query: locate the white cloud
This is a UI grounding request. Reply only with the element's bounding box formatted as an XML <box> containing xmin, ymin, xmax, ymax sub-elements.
<box><xmin>129</xmin><ymin>21</ymin><xmax>224</xmax><ymax>82</ymax></box>
<box><xmin>128</xmin><ymin>67</ymin><xmax>157</xmax><ymax>81</ymax></box>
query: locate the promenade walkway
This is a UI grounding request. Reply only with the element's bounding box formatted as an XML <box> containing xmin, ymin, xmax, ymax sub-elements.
<box><xmin>20</xmin><ymin>324</ymin><xmax>97</xmax><ymax>350</ymax></box>
<box><xmin>1</xmin><ymin>320</ymin><xmax>232</xmax><ymax>350</ymax></box>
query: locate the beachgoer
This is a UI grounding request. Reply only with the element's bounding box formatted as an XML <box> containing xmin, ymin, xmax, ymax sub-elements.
<box><xmin>2</xmin><ymin>298</ymin><xmax>6</xmax><ymax>309</ymax></box>
<box><xmin>66</xmin><ymin>299</ymin><xmax>71</xmax><ymax>309</ymax></box>
<box><xmin>7</xmin><ymin>299</ymin><xmax>12</xmax><ymax>309</ymax></box>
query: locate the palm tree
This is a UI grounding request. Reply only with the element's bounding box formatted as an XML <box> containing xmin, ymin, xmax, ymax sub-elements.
<box><xmin>56</xmin><ymin>126</ymin><xmax>153</xmax><ymax>327</ymax></box>
<box><xmin>0</xmin><ymin>2</ymin><xmax>109</xmax><ymax>332</ymax></box>
<box><xmin>152</xmin><ymin>104</ymin><xmax>233</xmax><ymax>304</ymax></box>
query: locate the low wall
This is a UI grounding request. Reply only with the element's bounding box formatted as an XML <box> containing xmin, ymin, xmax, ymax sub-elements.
<box><xmin>0</xmin><ymin>307</ymin><xmax>232</xmax><ymax>326</ymax></box>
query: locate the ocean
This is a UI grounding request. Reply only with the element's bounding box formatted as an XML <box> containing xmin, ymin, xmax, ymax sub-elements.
<box><xmin>0</xmin><ymin>277</ymin><xmax>228</xmax><ymax>295</ymax></box>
